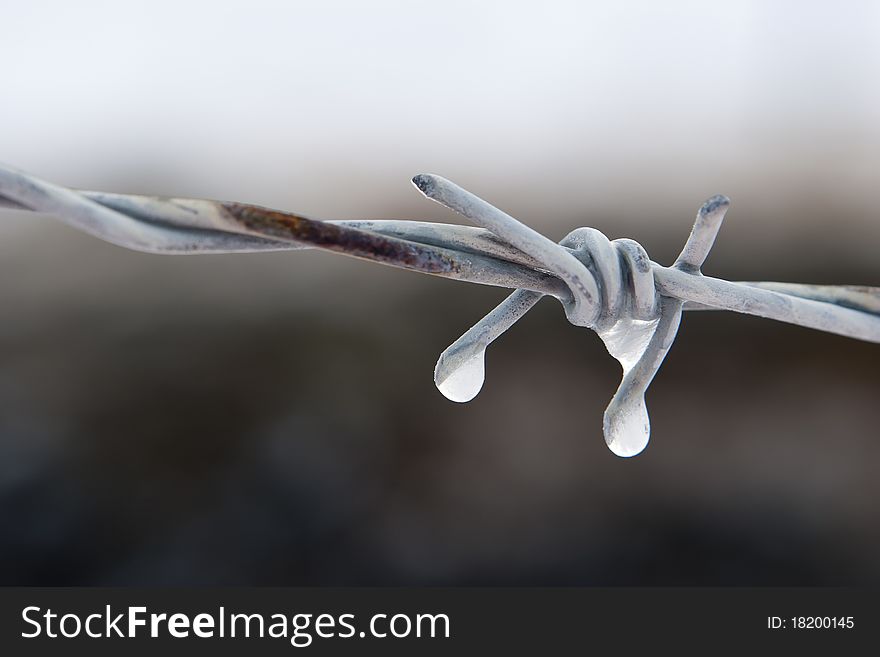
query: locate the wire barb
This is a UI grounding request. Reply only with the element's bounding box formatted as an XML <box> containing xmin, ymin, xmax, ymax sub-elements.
<box><xmin>2</xmin><ymin>164</ymin><xmax>879</xmax><ymax>457</ymax></box>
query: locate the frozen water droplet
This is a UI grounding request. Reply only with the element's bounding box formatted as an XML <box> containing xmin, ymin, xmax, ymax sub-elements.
<box><xmin>435</xmin><ymin>351</ymin><xmax>485</xmax><ymax>403</ymax></box>
<box><xmin>604</xmin><ymin>397</ymin><xmax>650</xmax><ymax>457</ymax></box>
<box><xmin>598</xmin><ymin>317</ymin><xmax>659</xmax><ymax>371</ymax></box>
<box><xmin>597</xmin><ymin>317</ymin><xmax>659</xmax><ymax>457</ymax></box>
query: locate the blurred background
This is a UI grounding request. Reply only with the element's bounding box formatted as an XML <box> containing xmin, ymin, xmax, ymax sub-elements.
<box><xmin>0</xmin><ymin>0</ymin><xmax>878</xmax><ymax>585</ymax></box>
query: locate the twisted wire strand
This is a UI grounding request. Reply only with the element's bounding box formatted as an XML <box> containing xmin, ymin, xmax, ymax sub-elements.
<box><xmin>2</xmin><ymin>164</ymin><xmax>879</xmax><ymax>457</ymax></box>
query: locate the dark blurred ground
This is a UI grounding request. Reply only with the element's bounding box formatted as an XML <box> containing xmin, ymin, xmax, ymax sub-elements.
<box><xmin>0</xmin><ymin>210</ymin><xmax>877</xmax><ymax>586</ymax></box>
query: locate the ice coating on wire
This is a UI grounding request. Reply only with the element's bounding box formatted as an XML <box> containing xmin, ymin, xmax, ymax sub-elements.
<box><xmin>2</xmin><ymin>163</ymin><xmax>879</xmax><ymax>458</ymax></box>
<box><xmin>417</xmin><ymin>175</ymin><xmax>729</xmax><ymax>456</ymax></box>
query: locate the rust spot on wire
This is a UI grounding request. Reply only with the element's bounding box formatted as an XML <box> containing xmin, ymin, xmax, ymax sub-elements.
<box><xmin>222</xmin><ymin>202</ymin><xmax>457</xmax><ymax>274</ymax></box>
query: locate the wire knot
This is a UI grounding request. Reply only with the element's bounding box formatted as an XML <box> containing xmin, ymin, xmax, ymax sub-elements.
<box><xmin>560</xmin><ymin>228</ymin><xmax>659</xmax><ymax>330</ymax></box>
<box><xmin>421</xmin><ymin>176</ymin><xmax>732</xmax><ymax>457</ymax></box>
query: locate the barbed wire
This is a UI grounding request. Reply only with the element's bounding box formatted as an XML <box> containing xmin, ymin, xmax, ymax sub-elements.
<box><xmin>1</xmin><ymin>163</ymin><xmax>878</xmax><ymax>457</ymax></box>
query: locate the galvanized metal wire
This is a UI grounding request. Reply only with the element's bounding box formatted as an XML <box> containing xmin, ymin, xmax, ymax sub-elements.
<box><xmin>2</xmin><ymin>163</ymin><xmax>878</xmax><ymax>457</ymax></box>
